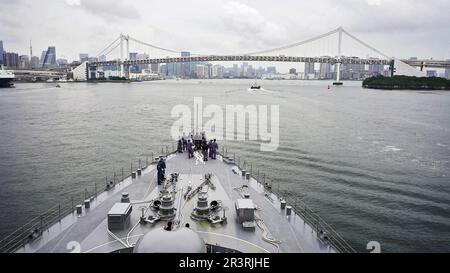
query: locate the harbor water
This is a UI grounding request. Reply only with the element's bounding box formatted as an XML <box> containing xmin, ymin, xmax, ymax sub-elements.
<box><xmin>0</xmin><ymin>79</ymin><xmax>449</xmax><ymax>252</ymax></box>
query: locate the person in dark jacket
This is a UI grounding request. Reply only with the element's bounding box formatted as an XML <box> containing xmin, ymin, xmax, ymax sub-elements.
<box><xmin>208</xmin><ymin>139</ymin><xmax>213</xmax><ymax>158</ymax></box>
<box><xmin>187</xmin><ymin>139</ymin><xmax>194</xmax><ymax>158</ymax></box>
<box><xmin>211</xmin><ymin>139</ymin><xmax>218</xmax><ymax>159</ymax></box>
<box><xmin>177</xmin><ymin>138</ymin><xmax>183</xmax><ymax>153</ymax></box>
<box><xmin>182</xmin><ymin>137</ymin><xmax>187</xmax><ymax>151</ymax></box>
<box><xmin>157</xmin><ymin>158</ymin><xmax>166</xmax><ymax>185</ymax></box>
<box><xmin>201</xmin><ymin>140</ymin><xmax>209</xmax><ymax>161</ymax></box>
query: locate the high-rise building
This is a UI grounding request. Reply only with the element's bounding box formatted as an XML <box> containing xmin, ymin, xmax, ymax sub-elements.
<box><xmin>3</xmin><ymin>52</ymin><xmax>20</xmax><ymax>68</ymax></box>
<box><xmin>39</xmin><ymin>50</ymin><xmax>47</xmax><ymax>67</ymax></box>
<box><xmin>304</xmin><ymin>62</ymin><xmax>314</xmax><ymax>74</ymax></box>
<box><xmin>128</xmin><ymin>52</ymin><xmax>140</xmax><ymax>73</ymax></box>
<box><xmin>19</xmin><ymin>55</ymin><xmax>30</xmax><ymax>69</ymax></box>
<box><xmin>0</xmin><ymin>40</ymin><xmax>4</xmax><ymax>65</ymax></box>
<box><xmin>42</xmin><ymin>46</ymin><xmax>57</xmax><ymax>68</ymax></box>
<box><xmin>79</xmin><ymin>53</ymin><xmax>89</xmax><ymax>63</ymax></box>
<box><xmin>57</xmin><ymin>58</ymin><xmax>68</xmax><ymax>67</ymax></box>
<box><xmin>151</xmin><ymin>63</ymin><xmax>159</xmax><ymax>74</ymax></box>
<box><xmin>160</xmin><ymin>64</ymin><xmax>167</xmax><ymax>75</ymax></box>
<box><xmin>319</xmin><ymin>63</ymin><xmax>331</xmax><ymax>79</ymax></box>
<box><xmin>267</xmin><ymin>66</ymin><xmax>277</xmax><ymax>74</ymax></box>
<box><xmin>30</xmin><ymin>56</ymin><xmax>40</xmax><ymax>68</ymax></box>
<box><xmin>98</xmin><ymin>55</ymin><xmax>107</xmax><ymax>62</ymax></box>
<box><xmin>180</xmin><ymin>51</ymin><xmax>191</xmax><ymax>78</ymax></box>
<box><xmin>212</xmin><ymin>64</ymin><xmax>224</xmax><ymax>78</ymax></box>
<box><xmin>88</xmin><ymin>57</ymin><xmax>98</xmax><ymax>63</ymax></box>
<box><xmin>136</xmin><ymin>53</ymin><xmax>149</xmax><ymax>70</ymax></box>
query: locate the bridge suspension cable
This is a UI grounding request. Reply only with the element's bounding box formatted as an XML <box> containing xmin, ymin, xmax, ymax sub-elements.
<box><xmin>241</xmin><ymin>27</ymin><xmax>340</xmax><ymax>56</ymax></box>
<box><xmin>96</xmin><ymin>36</ymin><xmax>121</xmax><ymax>58</ymax></box>
<box><xmin>102</xmin><ymin>41</ymin><xmax>122</xmax><ymax>59</ymax></box>
<box><xmin>340</xmin><ymin>28</ymin><xmax>390</xmax><ymax>59</ymax></box>
<box><xmin>127</xmin><ymin>36</ymin><xmax>181</xmax><ymax>54</ymax></box>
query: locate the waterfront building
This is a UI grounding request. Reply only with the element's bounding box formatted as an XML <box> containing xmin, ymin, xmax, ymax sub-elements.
<box><xmin>267</xmin><ymin>66</ymin><xmax>277</xmax><ymax>74</ymax></box>
<box><xmin>72</xmin><ymin>61</ymin><xmax>88</xmax><ymax>81</ymax></box>
<box><xmin>445</xmin><ymin>60</ymin><xmax>450</xmax><ymax>79</ymax></box>
<box><xmin>426</xmin><ymin>70</ymin><xmax>437</xmax><ymax>77</ymax></box>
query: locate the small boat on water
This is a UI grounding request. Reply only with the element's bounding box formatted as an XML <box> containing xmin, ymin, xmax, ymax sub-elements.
<box><xmin>250</xmin><ymin>82</ymin><xmax>261</xmax><ymax>89</ymax></box>
<box><xmin>55</xmin><ymin>84</ymin><xmax>61</xmax><ymax>88</ymax></box>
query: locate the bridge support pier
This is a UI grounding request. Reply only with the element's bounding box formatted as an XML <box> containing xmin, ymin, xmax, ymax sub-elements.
<box><xmin>333</xmin><ymin>27</ymin><xmax>343</xmax><ymax>86</ymax></box>
<box><xmin>120</xmin><ymin>34</ymin><xmax>124</xmax><ymax>78</ymax></box>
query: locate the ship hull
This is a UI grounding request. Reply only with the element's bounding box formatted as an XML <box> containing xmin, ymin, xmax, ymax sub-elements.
<box><xmin>0</xmin><ymin>78</ymin><xmax>14</xmax><ymax>88</ymax></box>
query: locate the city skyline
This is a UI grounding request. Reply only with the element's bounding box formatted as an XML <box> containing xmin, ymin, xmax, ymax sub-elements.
<box><xmin>1</xmin><ymin>0</ymin><xmax>449</xmax><ymax>64</ymax></box>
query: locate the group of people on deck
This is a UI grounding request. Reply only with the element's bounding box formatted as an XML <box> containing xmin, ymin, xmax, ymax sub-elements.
<box><xmin>176</xmin><ymin>132</ymin><xmax>218</xmax><ymax>161</ymax></box>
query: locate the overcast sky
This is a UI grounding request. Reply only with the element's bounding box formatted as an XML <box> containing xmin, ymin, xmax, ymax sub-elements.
<box><xmin>1</xmin><ymin>0</ymin><xmax>449</xmax><ymax>62</ymax></box>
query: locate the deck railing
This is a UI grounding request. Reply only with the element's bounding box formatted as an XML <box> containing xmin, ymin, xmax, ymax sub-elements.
<box><xmin>0</xmin><ymin>147</ymin><xmax>177</xmax><ymax>253</ymax></box>
<box><xmin>218</xmin><ymin>146</ymin><xmax>356</xmax><ymax>253</ymax></box>
<box><xmin>0</xmin><ymin>143</ymin><xmax>355</xmax><ymax>253</ymax></box>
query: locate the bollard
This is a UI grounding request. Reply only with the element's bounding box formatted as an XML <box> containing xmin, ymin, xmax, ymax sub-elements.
<box><xmin>121</xmin><ymin>192</ymin><xmax>130</xmax><ymax>203</ymax></box>
<box><xmin>137</xmin><ymin>169</ymin><xmax>142</xmax><ymax>175</ymax></box>
<box><xmin>84</xmin><ymin>199</ymin><xmax>90</xmax><ymax>209</ymax></box>
<box><xmin>76</xmin><ymin>205</ymin><xmax>83</xmax><ymax>215</ymax></box>
<box><xmin>280</xmin><ymin>200</ymin><xmax>286</xmax><ymax>210</ymax></box>
<box><xmin>286</xmin><ymin>205</ymin><xmax>292</xmax><ymax>216</ymax></box>
<box><xmin>131</xmin><ymin>172</ymin><xmax>137</xmax><ymax>179</ymax></box>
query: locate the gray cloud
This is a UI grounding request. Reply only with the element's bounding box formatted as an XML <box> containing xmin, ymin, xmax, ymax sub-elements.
<box><xmin>76</xmin><ymin>0</ymin><xmax>141</xmax><ymax>21</ymax></box>
<box><xmin>220</xmin><ymin>1</ymin><xmax>288</xmax><ymax>49</ymax></box>
<box><xmin>0</xmin><ymin>0</ymin><xmax>449</xmax><ymax>62</ymax></box>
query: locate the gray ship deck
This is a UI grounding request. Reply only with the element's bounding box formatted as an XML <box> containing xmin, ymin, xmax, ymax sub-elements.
<box><xmin>16</xmin><ymin>152</ymin><xmax>336</xmax><ymax>253</ymax></box>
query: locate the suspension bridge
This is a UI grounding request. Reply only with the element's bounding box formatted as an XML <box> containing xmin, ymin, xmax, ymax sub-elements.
<box><xmin>85</xmin><ymin>27</ymin><xmax>449</xmax><ymax>83</ymax></box>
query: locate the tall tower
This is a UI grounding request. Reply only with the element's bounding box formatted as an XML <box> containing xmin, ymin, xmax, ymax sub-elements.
<box><xmin>30</xmin><ymin>40</ymin><xmax>33</xmax><ymax>58</ymax></box>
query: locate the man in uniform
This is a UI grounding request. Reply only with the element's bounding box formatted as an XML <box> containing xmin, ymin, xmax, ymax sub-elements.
<box><xmin>211</xmin><ymin>139</ymin><xmax>218</xmax><ymax>159</ymax></box>
<box><xmin>157</xmin><ymin>157</ymin><xmax>166</xmax><ymax>185</ymax></box>
<box><xmin>187</xmin><ymin>139</ymin><xmax>194</xmax><ymax>158</ymax></box>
